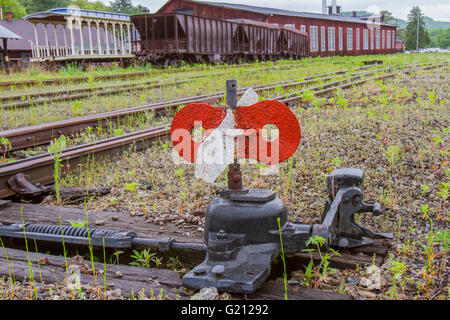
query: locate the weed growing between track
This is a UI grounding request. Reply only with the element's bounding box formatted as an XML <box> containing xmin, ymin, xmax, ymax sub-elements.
<box><xmin>0</xmin><ymin>53</ymin><xmax>448</xmax><ymax>300</ymax></box>
<box><xmin>59</xmin><ymin>65</ymin><xmax>449</xmax><ymax>300</ymax></box>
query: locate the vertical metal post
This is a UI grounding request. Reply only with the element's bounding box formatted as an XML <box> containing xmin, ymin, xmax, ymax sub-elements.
<box><xmin>53</xmin><ymin>24</ymin><xmax>59</xmax><ymax>56</ymax></box>
<box><xmin>43</xmin><ymin>24</ymin><xmax>50</xmax><ymax>57</ymax></box>
<box><xmin>113</xmin><ymin>23</ymin><xmax>118</xmax><ymax>55</ymax></box>
<box><xmin>175</xmin><ymin>16</ymin><xmax>179</xmax><ymax>52</ymax></box>
<box><xmin>88</xmin><ymin>20</ymin><xmax>94</xmax><ymax>55</ymax></box>
<box><xmin>127</xmin><ymin>23</ymin><xmax>131</xmax><ymax>53</ymax></box>
<box><xmin>70</xmin><ymin>19</ymin><xmax>76</xmax><ymax>56</ymax></box>
<box><xmin>79</xmin><ymin>19</ymin><xmax>84</xmax><ymax>55</ymax></box>
<box><xmin>226</xmin><ymin>79</ymin><xmax>237</xmax><ymax>110</ymax></box>
<box><xmin>63</xmin><ymin>24</ymin><xmax>68</xmax><ymax>56</ymax></box>
<box><xmin>96</xmin><ymin>21</ymin><xmax>102</xmax><ymax>54</ymax></box>
<box><xmin>416</xmin><ymin>12</ymin><xmax>419</xmax><ymax>51</ymax></box>
<box><xmin>225</xmin><ymin>79</ymin><xmax>242</xmax><ymax>191</ymax></box>
<box><xmin>120</xmin><ymin>23</ymin><xmax>124</xmax><ymax>54</ymax></box>
<box><xmin>33</xmin><ymin>23</ymin><xmax>40</xmax><ymax>58</ymax></box>
<box><xmin>105</xmin><ymin>22</ymin><xmax>110</xmax><ymax>55</ymax></box>
<box><xmin>2</xmin><ymin>38</ymin><xmax>10</xmax><ymax>74</ymax></box>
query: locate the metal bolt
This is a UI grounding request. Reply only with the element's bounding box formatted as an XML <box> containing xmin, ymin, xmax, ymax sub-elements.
<box><xmin>212</xmin><ymin>265</ymin><xmax>225</xmax><ymax>276</ymax></box>
<box><xmin>193</xmin><ymin>266</ymin><xmax>206</xmax><ymax>275</ymax></box>
<box><xmin>352</xmin><ymin>195</ymin><xmax>361</xmax><ymax>206</ymax></box>
<box><xmin>338</xmin><ymin>238</ymin><xmax>349</xmax><ymax>247</ymax></box>
<box><xmin>216</xmin><ymin>229</ymin><xmax>228</xmax><ymax>240</ymax></box>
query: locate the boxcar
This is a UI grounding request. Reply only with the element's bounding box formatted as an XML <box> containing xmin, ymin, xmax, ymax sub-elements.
<box><xmin>130</xmin><ymin>13</ymin><xmax>308</xmax><ymax>65</ymax></box>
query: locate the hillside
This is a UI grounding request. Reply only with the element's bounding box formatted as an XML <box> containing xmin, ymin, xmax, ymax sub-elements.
<box><xmin>342</xmin><ymin>11</ymin><xmax>450</xmax><ymax>29</ymax></box>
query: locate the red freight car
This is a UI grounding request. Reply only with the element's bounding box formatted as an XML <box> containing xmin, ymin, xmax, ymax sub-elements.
<box><xmin>130</xmin><ymin>13</ymin><xmax>308</xmax><ymax>65</ymax></box>
<box><xmin>157</xmin><ymin>0</ymin><xmax>398</xmax><ymax>57</ymax></box>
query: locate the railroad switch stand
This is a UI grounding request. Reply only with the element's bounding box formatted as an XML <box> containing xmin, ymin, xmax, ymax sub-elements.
<box><xmin>173</xmin><ymin>80</ymin><xmax>392</xmax><ymax>293</ymax></box>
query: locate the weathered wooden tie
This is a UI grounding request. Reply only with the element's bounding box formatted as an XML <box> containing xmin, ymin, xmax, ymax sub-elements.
<box><xmin>0</xmin><ymin>202</ymin><xmax>390</xmax><ymax>270</ymax></box>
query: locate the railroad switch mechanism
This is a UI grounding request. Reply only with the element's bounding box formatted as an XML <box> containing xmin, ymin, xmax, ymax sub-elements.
<box><xmin>0</xmin><ymin>222</ymin><xmax>136</xmax><ymax>250</ymax></box>
<box><xmin>7</xmin><ymin>173</ymin><xmax>53</xmax><ymax>199</ymax></box>
<box><xmin>171</xmin><ymin>80</ymin><xmax>393</xmax><ymax>294</ymax></box>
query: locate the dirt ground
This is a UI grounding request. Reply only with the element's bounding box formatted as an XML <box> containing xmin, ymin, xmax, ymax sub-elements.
<box><xmin>1</xmin><ymin>64</ymin><xmax>448</xmax><ymax>300</ymax></box>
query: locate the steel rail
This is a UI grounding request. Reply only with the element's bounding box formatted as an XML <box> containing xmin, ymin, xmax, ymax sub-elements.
<box><xmin>0</xmin><ymin>63</ymin><xmax>303</xmax><ymax>108</ymax></box>
<box><xmin>0</xmin><ymin>63</ymin><xmax>444</xmax><ymax>199</ymax></box>
<box><xmin>0</xmin><ymin>61</ymin><xmax>297</xmax><ymax>89</ymax></box>
<box><xmin>0</xmin><ymin>64</ymin><xmax>385</xmax><ymax>152</ymax></box>
<box><xmin>1</xmin><ymin>73</ymin><xmax>209</xmax><ymax>105</ymax></box>
<box><xmin>0</xmin><ymin>125</ymin><xmax>170</xmax><ymax>198</ymax></box>
<box><xmin>278</xmin><ymin>62</ymin><xmax>447</xmax><ymax>104</ymax></box>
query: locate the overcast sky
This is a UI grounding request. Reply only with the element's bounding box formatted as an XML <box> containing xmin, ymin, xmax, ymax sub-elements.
<box><xmin>110</xmin><ymin>0</ymin><xmax>450</xmax><ymax>21</ymax></box>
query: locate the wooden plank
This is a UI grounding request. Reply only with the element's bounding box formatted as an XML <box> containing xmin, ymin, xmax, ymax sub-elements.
<box><xmin>0</xmin><ymin>202</ymin><xmax>388</xmax><ymax>269</ymax></box>
<box><xmin>0</xmin><ymin>202</ymin><xmax>203</xmax><ymax>244</ymax></box>
<box><xmin>0</xmin><ymin>200</ymin><xmax>10</xmax><ymax>209</ymax></box>
<box><xmin>246</xmin><ymin>280</ymin><xmax>352</xmax><ymax>300</ymax></box>
<box><xmin>0</xmin><ymin>247</ymin><xmax>350</xmax><ymax>300</ymax></box>
<box><xmin>0</xmin><ymin>247</ymin><xmax>184</xmax><ymax>299</ymax></box>
<box><xmin>51</xmin><ymin>186</ymin><xmax>112</xmax><ymax>204</ymax></box>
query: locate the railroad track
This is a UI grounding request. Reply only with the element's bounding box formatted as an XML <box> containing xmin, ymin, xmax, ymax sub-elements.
<box><xmin>0</xmin><ymin>60</ymin><xmax>297</xmax><ymax>89</ymax></box>
<box><xmin>0</xmin><ymin>63</ymin><xmax>310</xmax><ymax>109</ymax></box>
<box><xmin>0</xmin><ymin>201</ymin><xmax>389</xmax><ymax>300</ymax></box>
<box><xmin>0</xmin><ymin>73</ymin><xmax>209</xmax><ymax>108</ymax></box>
<box><xmin>0</xmin><ymin>64</ymin><xmax>390</xmax><ymax>152</ymax></box>
<box><xmin>0</xmin><ymin>62</ymin><xmax>446</xmax><ymax>300</ymax></box>
<box><xmin>0</xmin><ymin>62</ymin><xmax>445</xmax><ymax>199</ymax></box>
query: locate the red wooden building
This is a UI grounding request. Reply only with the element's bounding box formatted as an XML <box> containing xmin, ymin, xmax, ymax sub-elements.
<box><xmin>395</xmin><ymin>36</ymin><xmax>405</xmax><ymax>52</ymax></box>
<box><xmin>157</xmin><ymin>0</ymin><xmax>398</xmax><ymax>57</ymax></box>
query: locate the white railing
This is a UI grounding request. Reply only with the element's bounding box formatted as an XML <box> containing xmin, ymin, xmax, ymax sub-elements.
<box><xmin>30</xmin><ymin>42</ymin><xmax>132</xmax><ymax>60</ymax></box>
<box><xmin>31</xmin><ymin>43</ymin><xmax>72</xmax><ymax>59</ymax></box>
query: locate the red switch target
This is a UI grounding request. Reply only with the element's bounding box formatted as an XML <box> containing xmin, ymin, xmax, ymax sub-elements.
<box><xmin>170</xmin><ymin>100</ymin><xmax>301</xmax><ymax>165</ymax></box>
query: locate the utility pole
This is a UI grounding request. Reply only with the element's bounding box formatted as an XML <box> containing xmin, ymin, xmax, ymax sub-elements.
<box><xmin>416</xmin><ymin>9</ymin><xmax>419</xmax><ymax>50</ymax></box>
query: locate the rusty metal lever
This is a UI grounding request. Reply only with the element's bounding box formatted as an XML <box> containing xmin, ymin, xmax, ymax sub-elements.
<box><xmin>7</xmin><ymin>173</ymin><xmax>53</xmax><ymax>198</ymax></box>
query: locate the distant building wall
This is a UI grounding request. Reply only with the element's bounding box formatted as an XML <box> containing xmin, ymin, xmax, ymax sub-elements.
<box><xmin>158</xmin><ymin>0</ymin><xmax>397</xmax><ymax>57</ymax></box>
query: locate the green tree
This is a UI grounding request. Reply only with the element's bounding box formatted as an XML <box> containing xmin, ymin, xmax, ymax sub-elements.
<box><xmin>18</xmin><ymin>0</ymin><xmax>70</xmax><ymax>14</ymax></box>
<box><xmin>0</xmin><ymin>0</ymin><xmax>27</xmax><ymax>18</ymax></box>
<box><xmin>109</xmin><ymin>0</ymin><xmax>149</xmax><ymax>14</ymax></box>
<box><xmin>109</xmin><ymin>0</ymin><xmax>133</xmax><ymax>13</ymax></box>
<box><xmin>428</xmin><ymin>28</ymin><xmax>450</xmax><ymax>49</ymax></box>
<box><xmin>135</xmin><ymin>4</ymin><xmax>149</xmax><ymax>14</ymax></box>
<box><xmin>405</xmin><ymin>6</ymin><xmax>431</xmax><ymax>50</ymax></box>
<box><xmin>380</xmin><ymin>10</ymin><xmax>396</xmax><ymax>25</ymax></box>
<box><xmin>71</xmin><ymin>0</ymin><xmax>110</xmax><ymax>11</ymax></box>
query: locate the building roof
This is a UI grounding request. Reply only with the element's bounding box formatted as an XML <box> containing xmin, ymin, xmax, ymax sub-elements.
<box><xmin>24</xmin><ymin>7</ymin><xmax>130</xmax><ymax>22</ymax></box>
<box><xmin>0</xmin><ymin>19</ymin><xmax>115</xmax><ymax>51</ymax></box>
<box><xmin>0</xmin><ymin>20</ymin><xmax>32</xmax><ymax>50</ymax></box>
<box><xmin>0</xmin><ymin>24</ymin><xmax>22</xmax><ymax>40</ymax></box>
<box><xmin>165</xmin><ymin>0</ymin><xmax>395</xmax><ymax>27</ymax></box>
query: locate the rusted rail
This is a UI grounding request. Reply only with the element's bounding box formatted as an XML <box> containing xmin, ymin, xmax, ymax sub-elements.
<box><xmin>279</xmin><ymin>63</ymin><xmax>447</xmax><ymax>104</ymax></box>
<box><xmin>0</xmin><ymin>63</ymin><xmax>305</xmax><ymax>109</ymax></box>
<box><xmin>1</xmin><ymin>65</ymin><xmax>386</xmax><ymax>152</ymax></box>
<box><xmin>0</xmin><ymin>125</ymin><xmax>170</xmax><ymax>198</ymax></box>
<box><xmin>0</xmin><ymin>61</ymin><xmax>293</xmax><ymax>89</ymax></box>
<box><xmin>0</xmin><ymin>62</ymin><xmax>444</xmax><ymax>199</ymax></box>
<box><xmin>0</xmin><ymin>73</ymin><xmax>208</xmax><ymax>107</ymax></box>
<box><xmin>0</xmin><ymin>202</ymin><xmax>389</xmax><ymax>299</ymax></box>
